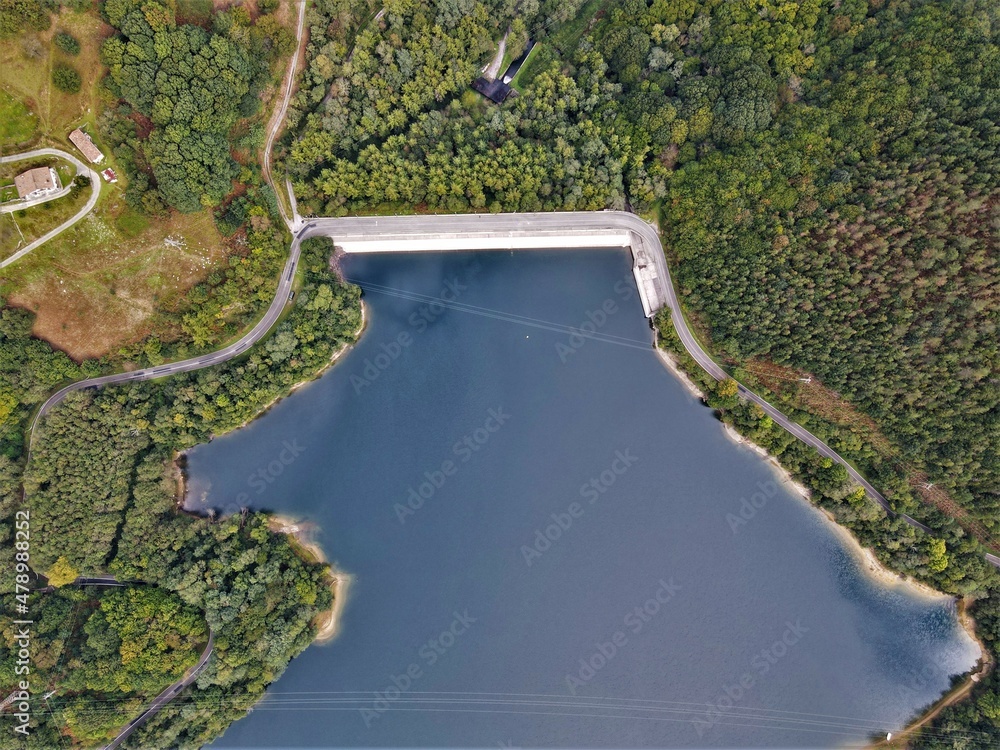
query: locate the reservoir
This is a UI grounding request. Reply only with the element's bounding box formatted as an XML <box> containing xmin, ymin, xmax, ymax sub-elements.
<box><xmin>186</xmin><ymin>248</ymin><xmax>979</xmax><ymax>747</ymax></box>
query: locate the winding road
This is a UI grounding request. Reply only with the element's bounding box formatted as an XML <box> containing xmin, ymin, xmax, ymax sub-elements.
<box><xmin>21</xmin><ymin>0</ymin><xmax>993</xmax><ymax>745</ymax></box>
<box><xmin>0</xmin><ymin>147</ymin><xmax>101</xmax><ymax>269</ymax></box>
<box><xmin>103</xmin><ymin>629</ymin><xmax>215</xmax><ymax>750</ymax></box>
<box><xmin>31</xmin><ymin>236</ymin><xmax>302</xmax><ymax>435</ymax></box>
<box><xmin>298</xmin><ymin>213</ymin><xmax>931</xmax><ymax>535</ymax></box>
<box><xmin>34</xmin><ymin>577</ymin><xmax>216</xmax><ymax>750</ymax></box>
<box><xmin>37</xmin><ymin>209</ymin><xmax>948</xmax><ymax>542</ymax></box>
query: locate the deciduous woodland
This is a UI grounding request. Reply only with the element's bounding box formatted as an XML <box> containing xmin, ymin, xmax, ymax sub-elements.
<box><xmin>99</xmin><ymin>0</ymin><xmax>294</xmax><ymax>213</ymax></box>
<box><xmin>1</xmin><ymin>0</ymin><xmax>998</xmax><ymax>746</ymax></box>
<box><xmin>278</xmin><ymin>0</ymin><xmax>999</xmax><ymax>743</ymax></box>
<box><xmin>2</xmin><ymin>233</ymin><xmax>362</xmax><ymax>747</ymax></box>
<box><xmin>2</xmin><ymin>1</ymin><xmax>361</xmax><ymax>745</ymax></box>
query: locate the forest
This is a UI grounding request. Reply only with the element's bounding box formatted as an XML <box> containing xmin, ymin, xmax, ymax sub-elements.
<box><xmin>99</xmin><ymin>0</ymin><xmax>294</xmax><ymax>213</ymax></box>
<box><xmin>284</xmin><ymin>0</ymin><xmax>1000</xmax><ymax>522</ymax></box>
<box><xmin>1</xmin><ymin>6</ymin><xmax>363</xmax><ymax>744</ymax></box>
<box><xmin>0</xmin><ymin>586</ymin><xmax>206</xmax><ymax>746</ymax></box>
<box><xmin>1</xmin><ymin>226</ymin><xmax>362</xmax><ymax>747</ymax></box>
<box><xmin>1</xmin><ymin>0</ymin><xmax>997</xmax><ymax>746</ymax></box>
<box><xmin>280</xmin><ymin>0</ymin><xmax>998</xmax><ymax>744</ymax></box>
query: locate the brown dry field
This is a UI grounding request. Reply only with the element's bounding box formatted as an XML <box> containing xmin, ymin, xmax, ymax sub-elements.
<box><xmin>0</xmin><ymin>1</ymin><xmax>300</xmax><ymax>360</ymax></box>
<box><xmin>2</xmin><ymin>192</ymin><xmax>228</xmax><ymax>360</ymax></box>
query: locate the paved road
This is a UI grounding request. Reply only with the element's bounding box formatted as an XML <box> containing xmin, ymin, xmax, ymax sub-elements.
<box><xmin>30</xmin><ymin>232</ymin><xmax>302</xmax><ymax>434</ymax></box>
<box><xmin>31</xmin><ymin>0</ymin><xmax>309</xmax><ymax>436</ymax></box>
<box><xmin>34</xmin><ymin>6</ymin><xmax>305</xmax><ymax>746</ymax></box>
<box><xmin>104</xmin><ymin>629</ymin><xmax>214</xmax><ymax>750</ymax></box>
<box><xmin>0</xmin><ymin>148</ymin><xmax>101</xmax><ymax>268</ymax></box>
<box><xmin>35</xmin><ymin>209</ymin><xmax>948</xmax><ymax>542</ymax></box>
<box><xmin>297</xmin><ymin>212</ymin><xmax>938</xmax><ymax>535</ymax></box>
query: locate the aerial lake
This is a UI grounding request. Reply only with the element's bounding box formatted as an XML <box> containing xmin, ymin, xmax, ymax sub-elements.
<box><xmin>186</xmin><ymin>248</ymin><xmax>980</xmax><ymax>747</ymax></box>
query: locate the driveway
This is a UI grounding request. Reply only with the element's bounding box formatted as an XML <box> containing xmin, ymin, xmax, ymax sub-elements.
<box><xmin>0</xmin><ymin>147</ymin><xmax>102</xmax><ymax>269</ymax></box>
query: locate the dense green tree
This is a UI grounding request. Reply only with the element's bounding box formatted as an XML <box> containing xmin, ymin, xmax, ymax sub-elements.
<box><xmin>99</xmin><ymin>0</ymin><xmax>286</xmax><ymax>212</ymax></box>
<box><xmin>54</xmin><ymin>31</ymin><xmax>80</xmax><ymax>54</ymax></box>
<box><xmin>0</xmin><ymin>0</ymin><xmax>55</xmax><ymax>37</ymax></box>
<box><xmin>51</xmin><ymin>63</ymin><xmax>81</xmax><ymax>93</ymax></box>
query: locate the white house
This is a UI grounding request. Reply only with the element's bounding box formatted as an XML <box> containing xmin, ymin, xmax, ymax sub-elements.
<box><xmin>14</xmin><ymin>167</ymin><xmax>61</xmax><ymax>200</ymax></box>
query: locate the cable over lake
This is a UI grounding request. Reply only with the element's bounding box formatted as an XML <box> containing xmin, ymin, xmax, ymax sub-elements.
<box><xmin>187</xmin><ymin>249</ymin><xmax>980</xmax><ymax>748</ymax></box>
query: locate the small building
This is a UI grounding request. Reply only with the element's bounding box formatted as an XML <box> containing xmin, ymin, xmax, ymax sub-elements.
<box><xmin>471</xmin><ymin>77</ymin><xmax>513</xmax><ymax>104</ymax></box>
<box><xmin>68</xmin><ymin>128</ymin><xmax>104</xmax><ymax>163</ymax></box>
<box><xmin>101</xmin><ymin>168</ymin><xmax>118</xmax><ymax>183</ymax></box>
<box><xmin>14</xmin><ymin>166</ymin><xmax>60</xmax><ymax>200</ymax></box>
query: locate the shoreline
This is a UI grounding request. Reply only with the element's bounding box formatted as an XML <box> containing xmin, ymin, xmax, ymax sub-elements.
<box><xmin>718</xmin><ymin>422</ymin><xmax>952</xmax><ymax>602</ymax></box>
<box><xmin>710</xmin><ymin>404</ymin><xmax>988</xmax><ymax>746</ymax></box>
<box><xmin>655</xmin><ymin>338</ymin><xmax>965</xmax><ymax>601</ymax></box>
<box><xmin>267</xmin><ymin>514</ymin><xmax>352</xmax><ymax>643</ymax></box>
<box><xmin>654</xmin><ymin>347</ymin><xmax>706</xmax><ymax>400</ymax></box>
<box><xmin>171</xmin><ymin>273</ymin><xmax>985</xmax><ymax>743</ymax></box>
<box><xmin>231</xmin><ymin>299</ymin><xmax>368</xmax><ymax>433</ymax></box>
<box><xmin>174</xmin><ymin>299</ymin><xmax>368</xmax><ymax>510</ymax></box>
<box><xmin>172</xmin><ymin>291</ymin><xmax>368</xmax><ymax>642</ymax></box>
<box><xmin>720</xmin><ymin>422</ymin><xmax>815</xmax><ymax>505</ymax></box>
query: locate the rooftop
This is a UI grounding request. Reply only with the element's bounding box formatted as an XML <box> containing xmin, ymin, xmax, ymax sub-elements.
<box><xmin>14</xmin><ymin>167</ymin><xmax>58</xmax><ymax>199</ymax></box>
<box><xmin>69</xmin><ymin>128</ymin><xmax>104</xmax><ymax>163</ymax></box>
<box><xmin>472</xmin><ymin>77</ymin><xmax>513</xmax><ymax>104</ymax></box>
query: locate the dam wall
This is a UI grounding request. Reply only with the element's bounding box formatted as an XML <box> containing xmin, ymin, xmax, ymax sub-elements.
<box><xmin>331</xmin><ymin>229</ymin><xmax>664</xmax><ymax>317</ymax></box>
<box><xmin>334</xmin><ymin>230</ymin><xmax>631</xmax><ymax>253</ymax></box>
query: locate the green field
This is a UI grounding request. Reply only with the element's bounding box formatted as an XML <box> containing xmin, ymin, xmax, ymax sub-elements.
<box><xmin>510</xmin><ymin>42</ymin><xmax>543</xmax><ymax>90</ymax></box>
<box><xmin>511</xmin><ymin>1</ymin><xmax>608</xmax><ymax>91</ymax></box>
<box><xmin>0</xmin><ymin>184</ymin><xmax>88</xmax><ymax>261</ymax></box>
<box><xmin>0</xmin><ymin>89</ymin><xmax>38</xmax><ymax>148</ymax></box>
<box><xmin>176</xmin><ymin>0</ymin><xmax>215</xmax><ymax>23</ymax></box>
<box><xmin>549</xmin><ymin>0</ymin><xmax>608</xmax><ymax>53</ymax></box>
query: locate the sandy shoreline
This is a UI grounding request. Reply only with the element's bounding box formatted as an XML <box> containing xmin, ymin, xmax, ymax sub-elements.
<box><xmin>653</xmin><ymin>339</ymin><xmax>987</xmax><ymax>743</ymax></box>
<box><xmin>721</xmin><ymin>422</ymin><xmax>814</xmax><ymax>501</ymax></box>
<box><xmin>170</xmin><ymin>296</ymin><xmax>367</xmax><ymax>642</ymax></box>
<box><xmin>654</xmin><ymin>340</ymin><xmax>950</xmax><ymax>603</ymax></box>
<box><xmin>718</xmin><ymin>421</ymin><xmax>952</xmax><ymax>601</ymax></box>
<box><xmin>717</xmin><ymin>406</ymin><xmax>991</xmax><ymax>741</ymax></box>
<box><xmin>654</xmin><ymin>347</ymin><xmax>707</xmax><ymax>399</ymax></box>
<box><xmin>268</xmin><ymin>515</ymin><xmax>352</xmax><ymax>643</ymax></box>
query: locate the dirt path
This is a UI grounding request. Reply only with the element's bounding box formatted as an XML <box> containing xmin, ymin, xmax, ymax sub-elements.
<box><xmin>262</xmin><ymin>0</ymin><xmax>308</xmax><ymax>230</ymax></box>
<box><xmin>869</xmin><ymin>599</ymin><xmax>992</xmax><ymax>748</ymax></box>
<box><xmin>482</xmin><ymin>28</ymin><xmax>509</xmax><ymax>80</ymax></box>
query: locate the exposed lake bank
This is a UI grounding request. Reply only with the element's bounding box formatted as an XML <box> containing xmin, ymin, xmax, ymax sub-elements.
<box><xmin>175</xmin><ymin>295</ymin><xmax>369</xmax><ymax>643</ymax></box>
<box><xmin>268</xmin><ymin>514</ymin><xmax>353</xmax><ymax>643</ymax></box>
<box><xmin>658</xmin><ymin>334</ymin><xmax>988</xmax><ymax>746</ymax></box>
<box><xmin>188</xmin><ymin>249</ymin><xmax>979</xmax><ymax>748</ymax></box>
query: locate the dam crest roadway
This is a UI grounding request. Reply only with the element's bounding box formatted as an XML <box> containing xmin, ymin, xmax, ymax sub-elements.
<box><xmin>298</xmin><ymin>211</ymin><xmax>668</xmax><ymax>317</ymax></box>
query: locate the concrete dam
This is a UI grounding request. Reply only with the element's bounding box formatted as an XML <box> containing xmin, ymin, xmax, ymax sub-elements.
<box><xmin>299</xmin><ymin>212</ymin><xmax>669</xmax><ymax>318</ymax></box>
